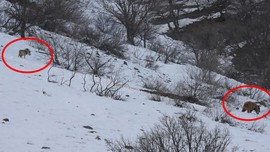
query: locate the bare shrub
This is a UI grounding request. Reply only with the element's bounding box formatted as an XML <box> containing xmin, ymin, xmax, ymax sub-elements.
<box><xmin>94</xmin><ymin>14</ymin><xmax>125</xmax><ymax>58</ymax></box>
<box><xmin>174</xmin><ymin>99</ymin><xmax>188</xmax><ymax>108</ymax></box>
<box><xmin>32</xmin><ymin>31</ymin><xmax>66</xmax><ymax>66</ymax></box>
<box><xmin>138</xmin><ymin>21</ymin><xmax>158</xmax><ymax>48</ymax></box>
<box><xmin>224</xmin><ymin>78</ymin><xmax>235</xmax><ymax>91</ymax></box>
<box><xmin>143</xmin><ymin>78</ymin><xmax>168</xmax><ymax>93</ymax></box>
<box><xmin>193</xmin><ymin>49</ymin><xmax>220</xmax><ymax>72</ymax></box>
<box><xmin>33</xmin><ymin>31</ymin><xmax>86</xmax><ymax>87</ymax></box>
<box><xmin>47</xmin><ymin>64</ymin><xmax>58</xmax><ymax>83</ymax></box>
<box><xmin>247</xmin><ymin>122</ymin><xmax>266</xmax><ymax>133</ymax></box>
<box><xmin>59</xmin><ymin>42</ymin><xmax>86</xmax><ymax>71</ymax></box>
<box><xmin>149</xmin><ymin>94</ymin><xmax>161</xmax><ymax>102</ymax></box>
<box><xmin>87</xmin><ymin>73</ymin><xmax>127</xmax><ymax>101</ymax></box>
<box><xmin>225</xmin><ymin>93</ymin><xmax>238</xmax><ymax>106</ymax></box>
<box><xmin>178</xmin><ymin>22</ymin><xmax>222</xmax><ymax>72</ymax></box>
<box><xmin>175</xmin><ymin>68</ymin><xmax>220</xmax><ymax>100</ymax></box>
<box><xmin>239</xmin><ymin>88</ymin><xmax>266</xmax><ymax>101</ymax></box>
<box><xmin>149</xmin><ymin>40</ymin><xmax>179</xmax><ymax>64</ymax></box>
<box><xmin>131</xmin><ymin>47</ymin><xmax>144</xmax><ymax>61</ymax></box>
<box><xmin>144</xmin><ymin>54</ymin><xmax>159</xmax><ymax>71</ymax></box>
<box><xmin>85</xmin><ymin>51</ymin><xmax>112</xmax><ymax>76</ymax></box>
<box><xmin>204</xmin><ymin>106</ymin><xmax>236</xmax><ymax>126</ymax></box>
<box><xmin>71</xmin><ymin>22</ymin><xmax>100</xmax><ymax>45</ymax></box>
<box><xmin>107</xmin><ymin>111</ymin><xmax>231</xmax><ymax>152</ymax></box>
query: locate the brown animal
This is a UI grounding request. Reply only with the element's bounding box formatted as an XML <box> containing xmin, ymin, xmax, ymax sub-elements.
<box><xmin>18</xmin><ymin>48</ymin><xmax>31</xmax><ymax>58</ymax></box>
<box><xmin>242</xmin><ymin>101</ymin><xmax>260</xmax><ymax>114</ymax></box>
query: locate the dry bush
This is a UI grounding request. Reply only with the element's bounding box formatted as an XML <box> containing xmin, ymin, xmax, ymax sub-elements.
<box><xmin>138</xmin><ymin>21</ymin><xmax>158</xmax><ymax>48</ymax></box>
<box><xmin>72</xmin><ymin>14</ymin><xmax>125</xmax><ymax>58</ymax></box>
<box><xmin>32</xmin><ymin>31</ymin><xmax>71</xmax><ymax>66</ymax></box>
<box><xmin>247</xmin><ymin>122</ymin><xmax>266</xmax><ymax>133</ymax></box>
<box><xmin>223</xmin><ymin>78</ymin><xmax>235</xmax><ymax>91</ymax></box>
<box><xmin>175</xmin><ymin>68</ymin><xmax>220</xmax><ymax>100</ymax></box>
<box><xmin>32</xmin><ymin>31</ymin><xmax>88</xmax><ymax>87</ymax></box>
<box><xmin>84</xmin><ymin>51</ymin><xmax>112</xmax><ymax>76</ymax></box>
<box><xmin>173</xmin><ymin>99</ymin><xmax>190</xmax><ymax>108</ymax></box>
<box><xmin>204</xmin><ymin>106</ymin><xmax>236</xmax><ymax>126</ymax></box>
<box><xmin>83</xmin><ymin>73</ymin><xmax>127</xmax><ymax>101</ymax></box>
<box><xmin>94</xmin><ymin>14</ymin><xmax>125</xmax><ymax>58</ymax></box>
<box><xmin>149</xmin><ymin>40</ymin><xmax>179</xmax><ymax>64</ymax></box>
<box><xmin>225</xmin><ymin>93</ymin><xmax>238</xmax><ymax>106</ymax></box>
<box><xmin>148</xmin><ymin>94</ymin><xmax>161</xmax><ymax>102</ymax></box>
<box><xmin>239</xmin><ymin>88</ymin><xmax>266</xmax><ymax>101</ymax></box>
<box><xmin>107</xmin><ymin>111</ymin><xmax>231</xmax><ymax>152</ymax></box>
<box><xmin>143</xmin><ymin>78</ymin><xmax>169</xmax><ymax>93</ymax></box>
<box><xmin>144</xmin><ymin>54</ymin><xmax>159</xmax><ymax>71</ymax></box>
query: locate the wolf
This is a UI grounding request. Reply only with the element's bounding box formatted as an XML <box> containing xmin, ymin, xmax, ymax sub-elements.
<box><xmin>18</xmin><ymin>48</ymin><xmax>31</xmax><ymax>58</ymax></box>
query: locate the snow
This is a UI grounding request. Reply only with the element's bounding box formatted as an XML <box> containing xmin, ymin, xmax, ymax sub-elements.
<box><xmin>0</xmin><ymin>29</ymin><xmax>270</xmax><ymax>152</ymax></box>
<box><xmin>0</xmin><ymin>32</ymin><xmax>182</xmax><ymax>152</ymax></box>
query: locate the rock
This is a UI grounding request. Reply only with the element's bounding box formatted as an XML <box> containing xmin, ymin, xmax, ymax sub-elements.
<box><xmin>83</xmin><ymin>126</ymin><xmax>93</xmax><ymax>130</ymax></box>
<box><xmin>41</xmin><ymin>146</ymin><xmax>50</xmax><ymax>149</ymax></box>
<box><xmin>2</xmin><ymin>118</ymin><xmax>9</xmax><ymax>122</ymax></box>
<box><xmin>95</xmin><ymin>136</ymin><xmax>101</xmax><ymax>140</ymax></box>
<box><xmin>125</xmin><ymin>145</ymin><xmax>134</xmax><ymax>150</ymax></box>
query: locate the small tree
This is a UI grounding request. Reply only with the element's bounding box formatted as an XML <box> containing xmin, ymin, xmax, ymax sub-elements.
<box><xmin>101</xmin><ymin>0</ymin><xmax>161</xmax><ymax>45</ymax></box>
<box><xmin>154</xmin><ymin>0</ymin><xmax>199</xmax><ymax>31</ymax></box>
<box><xmin>3</xmin><ymin>0</ymin><xmax>83</xmax><ymax>37</ymax></box>
<box><xmin>178</xmin><ymin>22</ymin><xmax>223</xmax><ymax>72</ymax></box>
<box><xmin>3</xmin><ymin>0</ymin><xmax>39</xmax><ymax>37</ymax></box>
<box><xmin>37</xmin><ymin>0</ymin><xmax>83</xmax><ymax>33</ymax></box>
<box><xmin>33</xmin><ymin>32</ymin><xmax>63</xmax><ymax>65</ymax></box>
<box><xmin>150</xmin><ymin>40</ymin><xmax>180</xmax><ymax>64</ymax></box>
<box><xmin>65</xmin><ymin>43</ymin><xmax>86</xmax><ymax>86</ymax></box>
<box><xmin>138</xmin><ymin>20</ymin><xmax>158</xmax><ymax>48</ymax></box>
<box><xmin>94</xmin><ymin>14</ymin><xmax>125</xmax><ymax>58</ymax></box>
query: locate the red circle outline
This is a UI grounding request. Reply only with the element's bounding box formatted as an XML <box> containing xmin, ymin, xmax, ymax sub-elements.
<box><xmin>1</xmin><ymin>37</ymin><xmax>54</xmax><ymax>74</ymax></box>
<box><xmin>222</xmin><ymin>85</ymin><xmax>270</xmax><ymax>121</ymax></box>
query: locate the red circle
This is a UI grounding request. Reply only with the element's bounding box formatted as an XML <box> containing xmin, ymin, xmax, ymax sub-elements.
<box><xmin>222</xmin><ymin>85</ymin><xmax>270</xmax><ymax>121</ymax></box>
<box><xmin>1</xmin><ymin>37</ymin><xmax>54</xmax><ymax>74</ymax></box>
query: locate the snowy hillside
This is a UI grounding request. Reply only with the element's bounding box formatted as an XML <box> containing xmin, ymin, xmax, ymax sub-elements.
<box><xmin>0</xmin><ymin>0</ymin><xmax>270</xmax><ymax>151</ymax></box>
<box><xmin>0</xmin><ymin>32</ymin><xmax>270</xmax><ymax>152</ymax></box>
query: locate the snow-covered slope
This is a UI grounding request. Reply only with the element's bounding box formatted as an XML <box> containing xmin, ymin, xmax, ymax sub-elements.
<box><xmin>0</xmin><ymin>32</ymin><xmax>270</xmax><ymax>152</ymax></box>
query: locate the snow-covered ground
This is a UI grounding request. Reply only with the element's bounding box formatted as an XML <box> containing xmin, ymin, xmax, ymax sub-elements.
<box><xmin>0</xmin><ymin>31</ymin><xmax>270</xmax><ymax>152</ymax></box>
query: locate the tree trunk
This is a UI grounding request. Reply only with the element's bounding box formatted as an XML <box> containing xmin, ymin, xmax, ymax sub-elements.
<box><xmin>127</xmin><ymin>33</ymin><xmax>135</xmax><ymax>45</ymax></box>
<box><xmin>143</xmin><ymin>34</ymin><xmax>147</xmax><ymax>48</ymax></box>
<box><xmin>20</xmin><ymin>23</ymin><xmax>26</xmax><ymax>38</ymax></box>
<box><xmin>126</xmin><ymin>27</ymin><xmax>135</xmax><ymax>45</ymax></box>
